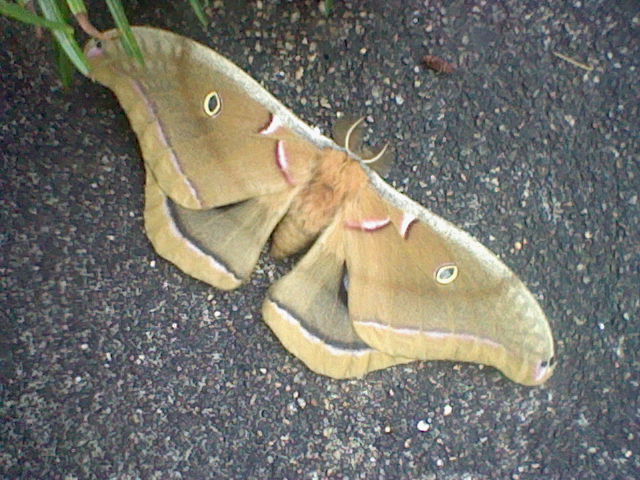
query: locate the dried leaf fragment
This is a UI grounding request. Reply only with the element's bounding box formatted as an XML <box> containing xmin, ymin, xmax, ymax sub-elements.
<box><xmin>422</xmin><ymin>55</ymin><xmax>456</xmax><ymax>74</ymax></box>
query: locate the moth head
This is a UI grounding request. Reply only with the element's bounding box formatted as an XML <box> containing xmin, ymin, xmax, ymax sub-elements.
<box><xmin>203</xmin><ymin>91</ymin><xmax>222</xmax><ymax>117</ymax></box>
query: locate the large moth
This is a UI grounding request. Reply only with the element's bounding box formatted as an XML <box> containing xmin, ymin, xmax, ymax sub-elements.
<box><xmin>84</xmin><ymin>27</ymin><xmax>555</xmax><ymax>386</ymax></box>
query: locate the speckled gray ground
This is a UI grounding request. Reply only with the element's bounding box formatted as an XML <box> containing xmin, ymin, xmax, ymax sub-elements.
<box><xmin>1</xmin><ymin>1</ymin><xmax>638</xmax><ymax>479</ymax></box>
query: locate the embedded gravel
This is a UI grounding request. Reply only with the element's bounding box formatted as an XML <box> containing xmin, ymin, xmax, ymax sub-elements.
<box><xmin>1</xmin><ymin>1</ymin><xmax>638</xmax><ymax>479</ymax></box>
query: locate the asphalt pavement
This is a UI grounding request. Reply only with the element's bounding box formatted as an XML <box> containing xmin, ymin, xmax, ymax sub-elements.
<box><xmin>1</xmin><ymin>1</ymin><xmax>638</xmax><ymax>478</ymax></box>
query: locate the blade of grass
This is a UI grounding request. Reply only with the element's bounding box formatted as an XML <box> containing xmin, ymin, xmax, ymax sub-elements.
<box><xmin>105</xmin><ymin>0</ymin><xmax>144</xmax><ymax>65</ymax></box>
<box><xmin>57</xmin><ymin>0</ymin><xmax>72</xmax><ymax>20</ymax></box>
<box><xmin>187</xmin><ymin>0</ymin><xmax>207</xmax><ymax>27</ymax></box>
<box><xmin>64</xmin><ymin>0</ymin><xmax>86</xmax><ymax>15</ymax></box>
<box><xmin>37</xmin><ymin>0</ymin><xmax>89</xmax><ymax>76</ymax></box>
<box><xmin>324</xmin><ymin>0</ymin><xmax>334</xmax><ymax>16</ymax></box>
<box><xmin>0</xmin><ymin>0</ymin><xmax>73</xmax><ymax>33</ymax></box>
<box><xmin>53</xmin><ymin>34</ymin><xmax>75</xmax><ymax>87</ymax></box>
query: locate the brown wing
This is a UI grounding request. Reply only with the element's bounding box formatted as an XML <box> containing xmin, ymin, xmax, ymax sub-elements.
<box><xmin>86</xmin><ymin>27</ymin><xmax>318</xmax><ymax>210</ymax></box>
<box><xmin>341</xmin><ymin>180</ymin><xmax>555</xmax><ymax>385</ymax></box>
<box><xmin>262</xmin><ymin>218</ymin><xmax>412</xmax><ymax>378</ymax></box>
<box><xmin>144</xmin><ymin>169</ymin><xmax>297</xmax><ymax>289</ymax></box>
<box><xmin>85</xmin><ymin>27</ymin><xmax>328</xmax><ymax>288</ymax></box>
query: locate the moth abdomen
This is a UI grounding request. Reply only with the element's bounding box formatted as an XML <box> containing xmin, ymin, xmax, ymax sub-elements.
<box><xmin>270</xmin><ymin>215</ymin><xmax>318</xmax><ymax>259</ymax></box>
<box><xmin>270</xmin><ymin>176</ymin><xmax>340</xmax><ymax>258</ymax></box>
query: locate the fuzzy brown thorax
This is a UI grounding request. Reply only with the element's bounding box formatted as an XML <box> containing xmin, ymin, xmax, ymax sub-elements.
<box><xmin>270</xmin><ymin>149</ymin><xmax>367</xmax><ymax>258</ymax></box>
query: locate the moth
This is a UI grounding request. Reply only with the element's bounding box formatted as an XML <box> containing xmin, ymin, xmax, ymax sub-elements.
<box><xmin>84</xmin><ymin>27</ymin><xmax>555</xmax><ymax>386</ymax></box>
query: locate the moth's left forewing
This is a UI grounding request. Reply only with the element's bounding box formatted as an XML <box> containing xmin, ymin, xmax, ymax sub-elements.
<box><xmin>343</xmin><ymin>172</ymin><xmax>555</xmax><ymax>386</ymax></box>
<box><xmin>85</xmin><ymin>28</ymin><xmax>333</xmax><ymax>210</ymax></box>
<box><xmin>86</xmin><ymin>27</ymin><xmax>343</xmax><ymax>289</ymax></box>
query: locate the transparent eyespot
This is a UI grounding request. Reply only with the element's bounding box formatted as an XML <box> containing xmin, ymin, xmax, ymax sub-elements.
<box><xmin>203</xmin><ymin>91</ymin><xmax>222</xmax><ymax>117</ymax></box>
<box><xmin>435</xmin><ymin>264</ymin><xmax>458</xmax><ymax>285</ymax></box>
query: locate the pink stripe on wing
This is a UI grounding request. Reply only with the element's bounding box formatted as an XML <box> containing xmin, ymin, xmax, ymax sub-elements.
<box><xmin>260</xmin><ymin>114</ymin><xmax>284</xmax><ymax>135</ymax></box>
<box><xmin>132</xmin><ymin>78</ymin><xmax>202</xmax><ymax>207</ymax></box>
<box><xmin>399</xmin><ymin>213</ymin><xmax>417</xmax><ymax>239</ymax></box>
<box><xmin>345</xmin><ymin>217</ymin><xmax>391</xmax><ymax>231</ymax></box>
<box><xmin>276</xmin><ymin>140</ymin><xmax>295</xmax><ymax>185</ymax></box>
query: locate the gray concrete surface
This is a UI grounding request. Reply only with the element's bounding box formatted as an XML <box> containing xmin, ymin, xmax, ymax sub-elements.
<box><xmin>1</xmin><ymin>1</ymin><xmax>638</xmax><ymax>478</ymax></box>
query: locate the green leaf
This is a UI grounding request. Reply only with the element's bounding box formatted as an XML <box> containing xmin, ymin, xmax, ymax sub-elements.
<box><xmin>324</xmin><ymin>0</ymin><xmax>334</xmax><ymax>16</ymax></box>
<box><xmin>187</xmin><ymin>0</ymin><xmax>208</xmax><ymax>27</ymax></box>
<box><xmin>37</xmin><ymin>0</ymin><xmax>90</xmax><ymax>76</ymax></box>
<box><xmin>105</xmin><ymin>0</ymin><xmax>144</xmax><ymax>65</ymax></box>
<box><xmin>53</xmin><ymin>35</ymin><xmax>75</xmax><ymax>87</ymax></box>
<box><xmin>64</xmin><ymin>0</ymin><xmax>86</xmax><ymax>15</ymax></box>
<box><xmin>0</xmin><ymin>0</ymin><xmax>74</xmax><ymax>34</ymax></box>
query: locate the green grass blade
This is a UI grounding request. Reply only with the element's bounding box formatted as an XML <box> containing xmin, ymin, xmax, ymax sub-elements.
<box><xmin>0</xmin><ymin>0</ymin><xmax>74</xmax><ymax>34</ymax></box>
<box><xmin>37</xmin><ymin>0</ymin><xmax>89</xmax><ymax>76</ymax></box>
<box><xmin>53</xmin><ymin>35</ymin><xmax>75</xmax><ymax>87</ymax></box>
<box><xmin>187</xmin><ymin>0</ymin><xmax>208</xmax><ymax>27</ymax></box>
<box><xmin>64</xmin><ymin>0</ymin><xmax>86</xmax><ymax>15</ymax></box>
<box><xmin>105</xmin><ymin>0</ymin><xmax>144</xmax><ymax>65</ymax></box>
<box><xmin>324</xmin><ymin>0</ymin><xmax>334</xmax><ymax>16</ymax></box>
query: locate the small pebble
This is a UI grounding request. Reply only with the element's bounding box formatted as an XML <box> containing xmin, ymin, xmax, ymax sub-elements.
<box><xmin>417</xmin><ymin>420</ymin><xmax>430</xmax><ymax>432</ymax></box>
